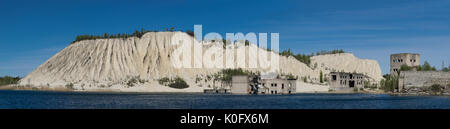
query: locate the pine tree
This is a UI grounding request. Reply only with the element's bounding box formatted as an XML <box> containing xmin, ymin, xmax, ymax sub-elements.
<box><xmin>319</xmin><ymin>71</ymin><xmax>323</xmax><ymax>83</ymax></box>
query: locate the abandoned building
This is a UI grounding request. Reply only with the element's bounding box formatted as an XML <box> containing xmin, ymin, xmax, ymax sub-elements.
<box><xmin>390</xmin><ymin>53</ymin><xmax>420</xmax><ymax>76</ymax></box>
<box><xmin>260</xmin><ymin>78</ymin><xmax>296</xmax><ymax>94</ymax></box>
<box><xmin>398</xmin><ymin>71</ymin><xmax>450</xmax><ymax>91</ymax></box>
<box><xmin>328</xmin><ymin>72</ymin><xmax>366</xmax><ymax>91</ymax></box>
<box><xmin>389</xmin><ymin>52</ymin><xmax>450</xmax><ymax>92</ymax></box>
<box><xmin>230</xmin><ymin>75</ymin><xmax>296</xmax><ymax>94</ymax></box>
<box><xmin>203</xmin><ymin>88</ymin><xmax>231</xmax><ymax>94</ymax></box>
<box><xmin>230</xmin><ymin>75</ymin><xmax>253</xmax><ymax>94</ymax></box>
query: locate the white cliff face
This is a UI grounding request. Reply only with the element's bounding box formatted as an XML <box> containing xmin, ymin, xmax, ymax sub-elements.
<box><xmin>18</xmin><ymin>32</ymin><xmax>382</xmax><ymax>92</ymax></box>
<box><xmin>276</xmin><ymin>53</ymin><xmax>383</xmax><ymax>84</ymax></box>
<box><xmin>310</xmin><ymin>53</ymin><xmax>384</xmax><ymax>82</ymax></box>
<box><xmin>19</xmin><ymin>32</ymin><xmax>218</xmax><ymax>91</ymax></box>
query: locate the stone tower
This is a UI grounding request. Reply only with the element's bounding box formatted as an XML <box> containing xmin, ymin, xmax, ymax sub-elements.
<box><xmin>390</xmin><ymin>53</ymin><xmax>420</xmax><ymax>76</ymax></box>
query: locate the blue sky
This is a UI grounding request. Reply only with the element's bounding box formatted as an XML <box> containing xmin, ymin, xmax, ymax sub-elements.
<box><xmin>1</xmin><ymin>0</ymin><xmax>450</xmax><ymax>77</ymax></box>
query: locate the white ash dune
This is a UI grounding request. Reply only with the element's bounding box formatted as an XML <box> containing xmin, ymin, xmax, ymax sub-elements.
<box><xmin>310</xmin><ymin>53</ymin><xmax>383</xmax><ymax>82</ymax></box>
<box><xmin>18</xmin><ymin>32</ymin><xmax>382</xmax><ymax>92</ymax></box>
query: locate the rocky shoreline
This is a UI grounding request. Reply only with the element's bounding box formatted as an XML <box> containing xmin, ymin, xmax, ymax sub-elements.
<box><xmin>390</xmin><ymin>92</ymin><xmax>450</xmax><ymax>96</ymax></box>
<box><xmin>4</xmin><ymin>84</ymin><xmax>450</xmax><ymax>96</ymax></box>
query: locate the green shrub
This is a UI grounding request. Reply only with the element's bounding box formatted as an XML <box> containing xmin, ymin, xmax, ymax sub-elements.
<box><xmin>315</xmin><ymin>49</ymin><xmax>345</xmax><ymax>56</ymax></box>
<box><xmin>70</xmin><ymin>27</ymin><xmax>194</xmax><ymax>44</ymax></box>
<box><xmin>186</xmin><ymin>30</ymin><xmax>194</xmax><ymax>37</ymax></box>
<box><xmin>398</xmin><ymin>65</ymin><xmax>413</xmax><ymax>75</ymax></box>
<box><xmin>278</xmin><ymin>49</ymin><xmax>346</xmax><ymax>67</ymax></box>
<box><xmin>430</xmin><ymin>84</ymin><xmax>442</xmax><ymax>93</ymax></box>
<box><xmin>245</xmin><ymin>40</ymin><xmax>250</xmax><ymax>46</ymax></box>
<box><xmin>217</xmin><ymin>68</ymin><xmax>253</xmax><ymax>83</ymax></box>
<box><xmin>294</xmin><ymin>54</ymin><xmax>312</xmax><ymax>66</ymax></box>
<box><xmin>127</xmin><ymin>78</ymin><xmax>138</xmax><ymax>87</ymax></box>
<box><xmin>158</xmin><ymin>76</ymin><xmax>189</xmax><ymax>89</ymax></box>
<box><xmin>420</xmin><ymin>61</ymin><xmax>437</xmax><ymax>71</ymax></box>
<box><xmin>442</xmin><ymin>66</ymin><xmax>450</xmax><ymax>72</ymax></box>
<box><xmin>195</xmin><ymin>76</ymin><xmax>202</xmax><ymax>84</ymax></box>
<box><xmin>158</xmin><ymin>77</ymin><xmax>171</xmax><ymax>85</ymax></box>
<box><xmin>0</xmin><ymin>76</ymin><xmax>21</xmax><ymax>86</ymax></box>
<box><xmin>364</xmin><ymin>81</ymin><xmax>377</xmax><ymax>90</ymax></box>
<box><xmin>280</xmin><ymin>49</ymin><xmax>295</xmax><ymax>57</ymax></box>
<box><xmin>319</xmin><ymin>71</ymin><xmax>323</xmax><ymax>83</ymax></box>
<box><xmin>280</xmin><ymin>49</ymin><xmax>331</xmax><ymax>66</ymax></box>
<box><xmin>139</xmin><ymin>79</ymin><xmax>146</xmax><ymax>84</ymax></box>
<box><xmin>168</xmin><ymin>77</ymin><xmax>189</xmax><ymax>89</ymax></box>
<box><xmin>285</xmin><ymin>74</ymin><xmax>297</xmax><ymax>80</ymax></box>
<box><xmin>65</xmin><ymin>83</ymin><xmax>74</xmax><ymax>89</ymax></box>
<box><xmin>126</xmin><ymin>76</ymin><xmax>146</xmax><ymax>87</ymax></box>
<box><xmin>379</xmin><ymin>75</ymin><xmax>398</xmax><ymax>92</ymax></box>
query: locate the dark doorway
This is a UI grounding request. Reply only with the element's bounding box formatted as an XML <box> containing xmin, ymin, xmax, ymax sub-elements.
<box><xmin>349</xmin><ymin>80</ymin><xmax>355</xmax><ymax>88</ymax></box>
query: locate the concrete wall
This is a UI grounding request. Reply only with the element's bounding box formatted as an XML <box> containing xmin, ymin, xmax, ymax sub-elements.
<box><xmin>287</xmin><ymin>80</ymin><xmax>296</xmax><ymax>94</ymax></box>
<box><xmin>329</xmin><ymin>72</ymin><xmax>365</xmax><ymax>90</ymax></box>
<box><xmin>231</xmin><ymin>76</ymin><xmax>250</xmax><ymax>94</ymax></box>
<box><xmin>231</xmin><ymin>76</ymin><xmax>296</xmax><ymax>94</ymax></box>
<box><xmin>262</xmin><ymin>79</ymin><xmax>296</xmax><ymax>94</ymax></box>
<box><xmin>399</xmin><ymin>71</ymin><xmax>450</xmax><ymax>91</ymax></box>
<box><xmin>390</xmin><ymin>53</ymin><xmax>420</xmax><ymax>76</ymax></box>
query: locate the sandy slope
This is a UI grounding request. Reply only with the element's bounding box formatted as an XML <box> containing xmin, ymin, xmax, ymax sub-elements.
<box><xmin>310</xmin><ymin>53</ymin><xmax>383</xmax><ymax>82</ymax></box>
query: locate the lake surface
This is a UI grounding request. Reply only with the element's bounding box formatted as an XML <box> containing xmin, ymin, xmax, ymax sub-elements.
<box><xmin>1</xmin><ymin>90</ymin><xmax>450</xmax><ymax>109</ymax></box>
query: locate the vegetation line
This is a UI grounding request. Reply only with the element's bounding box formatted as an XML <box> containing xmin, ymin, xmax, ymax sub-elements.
<box><xmin>0</xmin><ymin>76</ymin><xmax>21</xmax><ymax>86</ymax></box>
<box><xmin>71</xmin><ymin>27</ymin><xmax>194</xmax><ymax>44</ymax></box>
<box><xmin>279</xmin><ymin>49</ymin><xmax>345</xmax><ymax>66</ymax></box>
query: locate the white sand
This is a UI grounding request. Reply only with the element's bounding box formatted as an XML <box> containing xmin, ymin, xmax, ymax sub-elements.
<box><xmin>296</xmin><ymin>81</ymin><xmax>330</xmax><ymax>93</ymax></box>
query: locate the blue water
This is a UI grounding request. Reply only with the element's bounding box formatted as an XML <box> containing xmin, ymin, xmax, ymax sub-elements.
<box><xmin>1</xmin><ymin>90</ymin><xmax>450</xmax><ymax>109</ymax></box>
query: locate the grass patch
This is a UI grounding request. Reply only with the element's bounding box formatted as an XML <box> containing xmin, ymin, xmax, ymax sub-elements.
<box><xmin>430</xmin><ymin>84</ymin><xmax>442</xmax><ymax>93</ymax></box>
<box><xmin>158</xmin><ymin>76</ymin><xmax>189</xmax><ymax>89</ymax></box>
<box><xmin>65</xmin><ymin>83</ymin><xmax>74</xmax><ymax>89</ymax></box>
<box><xmin>127</xmin><ymin>76</ymin><xmax>147</xmax><ymax>87</ymax></box>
